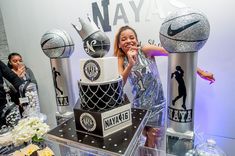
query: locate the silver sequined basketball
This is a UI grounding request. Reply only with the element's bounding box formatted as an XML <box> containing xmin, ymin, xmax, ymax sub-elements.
<box><xmin>41</xmin><ymin>29</ymin><xmax>74</xmax><ymax>58</ymax></box>
<box><xmin>159</xmin><ymin>8</ymin><xmax>210</xmax><ymax>53</ymax></box>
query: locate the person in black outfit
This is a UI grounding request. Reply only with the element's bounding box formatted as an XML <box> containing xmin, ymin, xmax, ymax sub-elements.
<box><xmin>171</xmin><ymin>66</ymin><xmax>187</xmax><ymax>110</ymax></box>
<box><xmin>52</xmin><ymin>67</ymin><xmax>63</xmax><ymax>96</ymax></box>
<box><xmin>6</xmin><ymin>53</ymin><xmax>38</xmax><ymax>110</ymax></box>
<box><xmin>0</xmin><ymin>60</ymin><xmax>24</xmax><ymax>127</ymax></box>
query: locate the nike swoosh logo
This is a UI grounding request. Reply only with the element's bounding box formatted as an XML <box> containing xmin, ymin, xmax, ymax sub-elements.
<box><xmin>167</xmin><ymin>20</ymin><xmax>200</xmax><ymax>36</ymax></box>
<box><xmin>41</xmin><ymin>37</ymin><xmax>53</xmax><ymax>47</ymax></box>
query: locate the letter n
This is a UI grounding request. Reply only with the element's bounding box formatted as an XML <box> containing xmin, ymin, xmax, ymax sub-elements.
<box><xmin>92</xmin><ymin>0</ymin><xmax>111</xmax><ymax>32</ymax></box>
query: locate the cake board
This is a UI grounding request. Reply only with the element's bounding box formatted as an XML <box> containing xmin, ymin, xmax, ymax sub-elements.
<box><xmin>46</xmin><ymin>108</ymin><xmax>150</xmax><ymax>156</ymax></box>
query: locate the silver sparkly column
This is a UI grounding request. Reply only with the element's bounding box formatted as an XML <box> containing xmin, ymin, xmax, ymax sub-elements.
<box><xmin>160</xmin><ymin>8</ymin><xmax>210</xmax><ymax>155</ymax></box>
<box><xmin>50</xmin><ymin>58</ymin><xmax>74</xmax><ymax>114</ymax></box>
<box><xmin>167</xmin><ymin>53</ymin><xmax>197</xmax><ymax>133</ymax></box>
<box><xmin>40</xmin><ymin>29</ymin><xmax>75</xmax><ymax>117</ymax></box>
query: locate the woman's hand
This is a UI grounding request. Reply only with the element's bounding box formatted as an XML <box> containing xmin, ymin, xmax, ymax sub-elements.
<box><xmin>119</xmin><ymin>46</ymin><xmax>138</xmax><ymax>85</ymax></box>
<box><xmin>127</xmin><ymin>47</ymin><xmax>138</xmax><ymax>67</ymax></box>
<box><xmin>13</xmin><ymin>64</ymin><xmax>26</xmax><ymax>78</ymax></box>
<box><xmin>197</xmin><ymin>68</ymin><xmax>215</xmax><ymax>84</ymax></box>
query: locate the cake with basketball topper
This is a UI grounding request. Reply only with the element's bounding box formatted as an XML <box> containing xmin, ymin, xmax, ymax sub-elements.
<box><xmin>72</xmin><ymin>16</ymin><xmax>132</xmax><ymax>137</ymax></box>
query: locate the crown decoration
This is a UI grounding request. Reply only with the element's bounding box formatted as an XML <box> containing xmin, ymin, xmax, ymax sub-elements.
<box><xmin>72</xmin><ymin>16</ymin><xmax>110</xmax><ymax>58</ymax></box>
<box><xmin>72</xmin><ymin>16</ymin><xmax>99</xmax><ymax>40</ymax></box>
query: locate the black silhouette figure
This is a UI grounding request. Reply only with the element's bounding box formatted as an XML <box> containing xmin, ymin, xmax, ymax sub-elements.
<box><xmin>171</xmin><ymin>66</ymin><xmax>187</xmax><ymax>110</ymax></box>
<box><xmin>52</xmin><ymin>67</ymin><xmax>63</xmax><ymax>96</ymax></box>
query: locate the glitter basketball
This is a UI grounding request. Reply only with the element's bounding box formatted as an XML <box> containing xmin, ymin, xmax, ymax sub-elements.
<box><xmin>40</xmin><ymin>29</ymin><xmax>74</xmax><ymax>58</ymax></box>
<box><xmin>159</xmin><ymin>8</ymin><xmax>210</xmax><ymax>53</ymax></box>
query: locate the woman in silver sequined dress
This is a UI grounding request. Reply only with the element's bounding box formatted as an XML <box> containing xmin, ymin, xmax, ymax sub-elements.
<box><xmin>114</xmin><ymin>25</ymin><xmax>215</xmax><ymax>149</ymax></box>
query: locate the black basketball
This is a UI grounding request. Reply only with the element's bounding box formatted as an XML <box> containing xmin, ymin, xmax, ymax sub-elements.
<box><xmin>83</xmin><ymin>31</ymin><xmax>110</xmax><ymax>58</ymax></box>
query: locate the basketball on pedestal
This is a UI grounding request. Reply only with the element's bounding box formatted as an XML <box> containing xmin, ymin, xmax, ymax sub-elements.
<box><xmin>40</xmin><ymin>29</ymin><xmax>74</xmax><ymax>58</ymax></box>
<box><xmin>159</xmin><ymin>8</ymin><xmax>210</xmax><ymax>53</ymax></box>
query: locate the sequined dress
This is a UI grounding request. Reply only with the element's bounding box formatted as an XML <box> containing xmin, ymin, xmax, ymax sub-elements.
<box><xmin>124</xmin><ymin>50</ymin><xmax>166</xmax><ymax>127</ymax></box>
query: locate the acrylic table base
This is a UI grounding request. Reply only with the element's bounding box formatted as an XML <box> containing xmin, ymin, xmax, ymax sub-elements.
<box><xmin>55</xmin><ymin>111</ymin><xmax>74</xmax><ymax>125</ymax></box>
<box><xmin>166</xmin><ymin>128</ymin><xmax>194</xmax><ymax>156</ymax></box>
<box><xmin>46</xmin><ymin>108</ymin><xmax>149</xmax><ymax>156</ymax></box>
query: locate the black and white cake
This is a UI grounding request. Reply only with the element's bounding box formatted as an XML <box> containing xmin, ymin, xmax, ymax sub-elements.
<box><xmin>72</xmin><ymin>17</ymin><xmax>132</xmax><ymax>137</ymax></box>
<box><xmin>79</xmin><ymin>57</ymin><xmax>123</xmax><ymax>111</ymax></box>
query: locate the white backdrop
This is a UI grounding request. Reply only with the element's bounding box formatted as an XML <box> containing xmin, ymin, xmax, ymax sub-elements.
<box><xmin>0</xmin><ymin>0</ymin><xmax>235</xmax><ymax>150</ymax></box>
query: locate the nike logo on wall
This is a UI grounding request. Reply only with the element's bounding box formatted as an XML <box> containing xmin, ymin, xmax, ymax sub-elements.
<box><xmin>167</xmin><ymin>20</ymin><xmax>200</xmax><ymax>36</ymax></box>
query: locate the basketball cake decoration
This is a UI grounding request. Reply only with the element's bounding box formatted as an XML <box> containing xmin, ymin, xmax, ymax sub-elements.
<box><xmin>43</xmin><ymin>16</ymin><xmax>150</xmax><ymax>156</ymax></box>
<box><xmin>72</xmin><ymin>16</ymin><xmax>132</xmax><ymax>138</ymax></box>
<box><xmin>72</xmin><ymin>16</ymin><xmax>123</xmax><ymax>111</ymax></box>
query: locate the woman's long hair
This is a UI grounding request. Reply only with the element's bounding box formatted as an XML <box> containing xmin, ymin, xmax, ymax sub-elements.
<box><xmin>114</xmin><ymin>25</ymin><xmax>138</xmax><ymax>58</ymax></box>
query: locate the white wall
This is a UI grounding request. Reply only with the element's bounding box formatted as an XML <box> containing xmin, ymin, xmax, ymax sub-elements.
<box><xmin>0</xmin><ymin>0</ymin><xmax>235</xmax><ymax>148</ymax></box>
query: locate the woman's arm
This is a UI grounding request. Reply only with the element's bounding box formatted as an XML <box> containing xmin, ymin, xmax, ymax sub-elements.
<box><xmin>118</xmin><ymin>58</ymin><xmax>131</xmax><ymax>85</ymax></box>
<box><xmin>141</xmin><ymin>44</ymin><xmax>168</xmax><ymax>57</ymax></box>
<box><xmin>137</xmin><ymin>45</ymin><xmax>215</xmax><ymax>84</ymax></box>
<box><xmin>197</xmin><ymin>67</ymin><xmax>215</xmax><ymax>84</ymax></box>
<box><xmin>118</xmin><ymin>50</ymin><xmax>137</xmax><ymax>85</ymax></box>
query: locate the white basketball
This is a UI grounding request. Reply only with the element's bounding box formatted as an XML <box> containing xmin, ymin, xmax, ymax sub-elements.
<box><xmin>41</xmin><ymin>29</ymin><xmax>74</xmax><ymax>58</ymax></box>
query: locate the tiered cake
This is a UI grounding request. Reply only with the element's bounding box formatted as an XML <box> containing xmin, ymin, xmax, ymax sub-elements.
<box><xmin>72</xmin><ymin>17</ymin><xmax>132</xmax><ymax>137</ymax></box>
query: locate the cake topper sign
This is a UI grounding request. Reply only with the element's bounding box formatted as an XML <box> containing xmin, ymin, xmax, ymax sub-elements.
<box><xmin>83</xmin><ymin>60</ymin><xmax>101</xmax><ymax>81</ymax></box>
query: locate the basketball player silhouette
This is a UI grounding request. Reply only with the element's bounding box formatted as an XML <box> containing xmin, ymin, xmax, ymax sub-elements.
<box><xmin>52</xmin><ymin>67</ymin><xmax>63</xmax><ymax>96</ymax></box>
<box><xmin>171</xmin><ymin>66</ymin><xmax>187</xmax><ymax>110</ymax></box>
